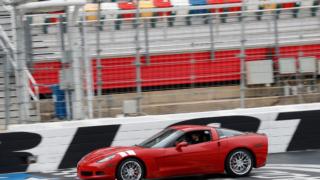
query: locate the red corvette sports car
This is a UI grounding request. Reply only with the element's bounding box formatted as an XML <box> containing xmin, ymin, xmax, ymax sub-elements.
<box><xmin>77</xmin><ymin>125</ymin><xmax>268</xmax><ymax>180</ymax></box>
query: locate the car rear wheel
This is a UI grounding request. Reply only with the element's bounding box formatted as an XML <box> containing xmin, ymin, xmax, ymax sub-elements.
<box><xmin>225</xmin><ymin>149</ymin><xmax>253</xmax><ymax>177</ymax></box>
<box><xmin>116</xmin><ymin>158</ymin><xmax>144</xmax><ymax>180</ymax></box>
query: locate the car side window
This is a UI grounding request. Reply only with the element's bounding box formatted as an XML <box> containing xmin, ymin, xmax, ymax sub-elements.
<box><xmin>217</xmin><ymin>128</ymin><xmax>244</xmax><ymax>139</ymax></box>
<box><xmin>182</xmin><ymin>130</ymin><xmax>212</xmax><ymax>145</ymax></box>
<box><xmin>166</xmin><ymin>134</ymin><xmax>186</xmax><ymax>147</ymax></box>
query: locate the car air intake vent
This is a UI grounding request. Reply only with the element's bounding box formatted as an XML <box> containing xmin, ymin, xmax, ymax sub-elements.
<box><xmin>96</xmin><ymin>171</ymin><xmax>105</xmax><ymax>176</ymax></box>
<box><xmin>81</xmin><ymin>171</ymin><xmax>93</xmax><ymax>176</ymax></box>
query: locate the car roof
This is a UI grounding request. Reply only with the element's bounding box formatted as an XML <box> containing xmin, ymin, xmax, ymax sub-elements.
<box><xmin>170</xmin><ymin>125</ymin><xmax>213</xmax><ymax>132</ymax></box>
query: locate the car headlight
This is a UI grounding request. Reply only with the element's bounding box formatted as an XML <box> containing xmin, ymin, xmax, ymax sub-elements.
<box><xmin>97</xmin><ymin>154</ymin><xmax>116</xmax><ymax>163</ymax></box>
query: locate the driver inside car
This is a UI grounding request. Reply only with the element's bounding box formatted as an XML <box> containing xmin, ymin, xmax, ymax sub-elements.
<box><xmin>175</xmin><ymin>132</ymin><xmax>202</xmax><ymax>146</ymax></box>
<box><xmin>190</xmin><ymin>133</ymin><xmax>201</xmax><ymax>144</ymax></box>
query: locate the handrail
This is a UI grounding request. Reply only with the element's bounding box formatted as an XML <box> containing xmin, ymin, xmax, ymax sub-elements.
<box><xmin>26</xmin><ymin>69</ymin><xmax>39</xmax><ymax>101</ymax></box>
<box><xmin>0</xmin><ymin>38</ymin><xmax>39</xmax><ymax>101</ymax></box>
<box><xmin>17</xmin><ymin>0</ymin><xmax>86</xmax><ymax>11</ymax></box>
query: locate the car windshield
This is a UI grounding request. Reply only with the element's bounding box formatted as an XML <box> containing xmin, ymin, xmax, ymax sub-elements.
<box><xmin>138</xmin><ymin>128</ymin><xmax>184</xmax><ymax>148</ymax></box>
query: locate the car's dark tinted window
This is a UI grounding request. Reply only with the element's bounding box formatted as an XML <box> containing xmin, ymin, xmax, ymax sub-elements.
<box><xmin>216</xmin><ymin>128</ymin><xmax>244</xmax><ymax>139</ymax></box>
<box><xmin>138</xmin><ymin>128</ymin><xmax>184</xmax><ymax>148</ymax></box>
<box><xmin>174</xmin><ymin>130</ymin><xmax>212</xmax><ymax>146</ymax></box>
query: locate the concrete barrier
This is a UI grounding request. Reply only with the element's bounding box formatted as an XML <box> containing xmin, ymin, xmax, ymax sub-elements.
<box><xmin>1</xmin><ymin>103</ymin><xmax>320</xmax><ymax>173</ymax></box>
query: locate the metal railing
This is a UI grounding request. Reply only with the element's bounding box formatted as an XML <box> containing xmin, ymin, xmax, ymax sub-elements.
<box><xmin>2</xmin><ymin>1</ymin><xmax>320</xmax><ymax>126</ymax></box>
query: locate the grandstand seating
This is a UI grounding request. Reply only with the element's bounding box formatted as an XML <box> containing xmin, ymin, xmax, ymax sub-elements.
<box><xmin>32</xmin><ymin>44</ymin><xmax>320</xmax><ymax>94</ymax></box>
<box><xmin>1</xmin><ymin>0</ymin><xmax>319</xmax><ymax>123</ymax></box>
<box><xmin>40</xmin><ymin>0</ymin><xmax>317</xmax><ymax>31</ymax></box>
<box><xmin>26</xmin><ymin>0</ymin><xmax>320</xmax><ymax>95</ymax></box>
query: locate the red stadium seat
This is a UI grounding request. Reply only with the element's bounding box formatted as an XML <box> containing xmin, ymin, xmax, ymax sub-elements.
<box><xmin>207</xmin><ymin>0</ymin><xmax>242</xmax><ymax>23</ymax></box>
<box><xmin>154</xmin><ymin>0</ymin><xmax>172</xmax><ymax>8</ymax></box>
<box><xmin>153</xmin><ymin>0</ymin><xmax>172</xmax><ymax>16</ymax></box>
<box><xmin>301</xmin><ymin>44</ymin><xmax>320</xmax><ymax>59</ymax></box>
<box><xmin>32</xmin><ymin>62</ymin><xmax>61</xmax><ymax>94</ymax></box>
<box><xmin>118</xmin><ymin>1</ymin><xmax>136</xmax><ymax>19</ymax></box>
<box><xmin>32</xmin><ymin>44</ymin><xmax>320</xmax><ymax>94</ymax></box>
<box><xmin>246</xmin><ymin>48</ymin><xmax>268</xmax><ymax>61</ymax></box>
<box><xmin>282</xmin><ymin>2</ymin><xmax>296</xmax><ymax>8</ymax></box>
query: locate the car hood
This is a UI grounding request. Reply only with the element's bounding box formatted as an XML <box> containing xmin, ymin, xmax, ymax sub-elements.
<box><xmin>80</xmin><ymin>146</ymin><xmax>142</xmax><ymax>163</ymax></box>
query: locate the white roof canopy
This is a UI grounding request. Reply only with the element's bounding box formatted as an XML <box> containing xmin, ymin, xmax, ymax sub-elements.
<box><xmin>17</xmin><ymin>0</ymin><xmax>86</xmax><ymax>13</ymax></box>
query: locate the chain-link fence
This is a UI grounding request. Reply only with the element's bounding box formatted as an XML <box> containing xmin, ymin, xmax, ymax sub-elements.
<box><xmin>1</xmin><ymin>1</ymin><xmax>320</xmax><ymax>128</ymax></box>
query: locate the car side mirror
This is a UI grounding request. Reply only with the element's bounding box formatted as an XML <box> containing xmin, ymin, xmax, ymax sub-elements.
<box><xmin>176</xmin><ymin>141</ymin><xmax>188</xmax><ymax>151</ymax></box>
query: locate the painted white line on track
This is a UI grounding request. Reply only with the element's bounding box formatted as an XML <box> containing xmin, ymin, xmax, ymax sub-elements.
<box><xmin>267</xmin><ymin>164</ymin><xmax>320</xmax><ymax>169</ymax></box>
<box><xmin>64</xmin><ymin>174</ymin><xmax>77</xmax><ymax>177</ymax></box>
<box><xmin>262</xmin><ymin>167</ymin><xmax>320</xmax><ymax>173</ymax></box>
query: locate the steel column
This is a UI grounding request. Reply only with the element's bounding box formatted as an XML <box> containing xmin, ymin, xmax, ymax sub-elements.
<box><xmin>135</xmin><ymin>0</ymin><xmax>143</xmax><ymax>115</ymax></box>
<box><xmin>14</xmin><ymin>7</ymin><xmax>30</xmax><ymax>123</ymax></box>
<box><xmin>58</xmin><ymin>15</ymin><xmax>72</xmax><ymax>120</ymax></box>
<box><xmin>273</xmin><ymin>11</ymin><xmax>281</xmax><ymax>86</ymax></box>
<box><xmin>79</xmin><ymin>18</ymin><xmax>94</xmax><ymax>119</ymax></box>
<box><xmin>23</xmin><ymin>17</ymin><xmax>33</xmax><ymax>68</ymax></box>
<box><xmin>67</xmin><ymin>7</ymin><xmax>84</xmax><ymax>120</ymax></box>
<box><xmin>3</xmin><ymin>52</ymin><xmax>10</xmax><ymax>129</ymax></box>
<box><xmin>239</xmin><ymin>1</ymin><xmax>247</xmax><ymax>108</ymax></box>
<box><xmin>209</xmin><ymin>15</ymin><xmax>215</xmax><ymax>60</ymax></box>
<box><xmin>143</xmin><ymin>19</ymin><xmax>150</xmax><ymax>65</ymax></box>
<box><xmin>96</xmin><ymin>0</ymin><xmax>103</xmax><ymax>118</ymax></box>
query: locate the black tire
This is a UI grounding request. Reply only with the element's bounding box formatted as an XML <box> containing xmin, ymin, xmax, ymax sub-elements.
<box><xmin>225</xmin><ymin>149</ymin><xmax>253</xmax><ymax>177</ymax></box>
<box><xmin>116</xmin><ymin>158</ymin><xmax>145</xmax><ymax>180</ymax></box>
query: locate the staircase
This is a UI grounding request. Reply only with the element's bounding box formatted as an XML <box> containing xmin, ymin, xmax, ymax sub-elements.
<box><xmin>0</xmin><ymin>4</ymin><xmax>39</xmax><ymax>130</ymax></box>
<box><xmin>0</xmin><ymin>3</ymin><xmax>12</xmax><ymax>38</ymax></box>
<box><xmin>0</xmin><ymin>53</ymin><xmax>17</xmax><ymax>128</ymax></box>
<box><xmin>0</xmin><ymin>58</ymin><xmax>39</xmax><ymax>130</ymax></box>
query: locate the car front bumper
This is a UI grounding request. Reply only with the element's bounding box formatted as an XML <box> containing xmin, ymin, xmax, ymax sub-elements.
<box><xmin>77</xmin><ymin>162</ymin><xmax>116</xmax><ymax>180</ymax></box>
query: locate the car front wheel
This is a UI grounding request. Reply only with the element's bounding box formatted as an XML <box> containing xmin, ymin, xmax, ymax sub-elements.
<box><xmin>225</xmin><ymin>149</ymin><xmax>253</xmax><ymax>177</ymax></box>
<box><xmin>116</xmin><ymin>158</ymin><xmax>144</xmax><ymax>180</ymax></box>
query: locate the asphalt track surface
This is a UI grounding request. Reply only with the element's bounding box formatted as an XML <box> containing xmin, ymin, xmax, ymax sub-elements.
<box><xmin>1</xmin><ymin>150</ymin><xmax>320</xmax><ymax>180</ymax></box>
